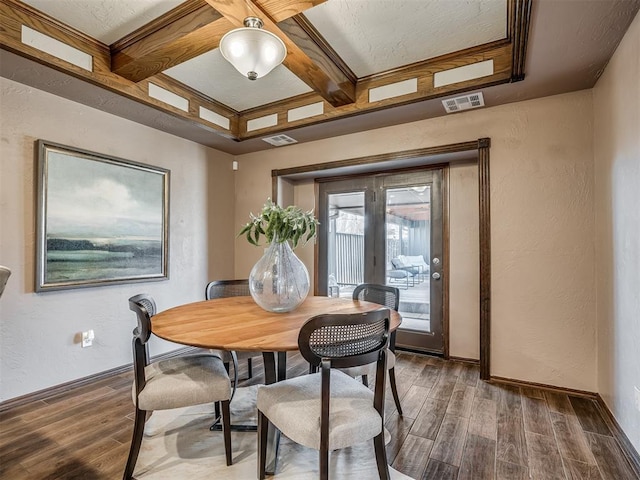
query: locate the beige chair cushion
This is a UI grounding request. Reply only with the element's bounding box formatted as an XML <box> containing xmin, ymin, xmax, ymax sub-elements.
<box><xmin>135</xmin><ymin>354</ymin><xmax>231</xmax><ymax>411</ymax></box>
<box><xmin>257</xmin><ymin>370</ymin><xmax>382</xmax><ymax>451</ymax></box>
<box><xmin>339</xmin><ymin>349</ymin><xmax>395</xmax><ymax>378</ymax></box>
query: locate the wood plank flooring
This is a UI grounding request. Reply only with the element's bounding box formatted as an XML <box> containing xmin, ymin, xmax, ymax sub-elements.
<box><xmin>1</xmin><ymin>351</ymin><xmax>637</xmax><ymax>479</ymax></box>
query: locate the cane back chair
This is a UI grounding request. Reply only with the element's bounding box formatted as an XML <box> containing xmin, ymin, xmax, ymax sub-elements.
<box><xmin>256</xmin><ymin>309</ymin><xmax>391</xmax><ymax>480</ymax></box>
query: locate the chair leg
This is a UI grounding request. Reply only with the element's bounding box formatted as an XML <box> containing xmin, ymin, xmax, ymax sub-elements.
<box><xmin>361</xmin><ymin>374</ymin><xmax>369</xmax><ymax>388</ymax></box>
<box><xmin>122</xmin><ymin>407</ymin><xmax>146</xmax><ymax>480</ymax></box>
<box><xmin>319</xmin><ymin>445</ymin><xmax>329</xmax><ymax>480</ymax></box>
<box><xmin>257</xmin><ymin>410</ymin><xmax>268</xmax><ymax>479</ymax></box>
<box><xmin>247</xmin><ymin>358</ymin><xmax>253</xmax><ymax>379</ymax></box>
<box><xmin>220</xmin><ymin>400</ymin><xmax>233</xmax><ymax>466</ymax></box>
<box><xmin>373</xmin><ymin>431</ymin><xmax>390</xmax><ymax>480</ymax></box>
<box><xmin>389</xmin><ymin>368</ymin><xmax>403</xmax><ymax>415</ymax></box>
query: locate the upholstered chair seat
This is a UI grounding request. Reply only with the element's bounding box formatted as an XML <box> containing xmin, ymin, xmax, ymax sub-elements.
<box><xmin>257</xmin><ymin>309</ymin><xmax>391</xmax><ymax>480</ymax></box>
<box><xmin>135</xmin><ymin>354</ymin><xmax>231</xmax><ymax>411</ymax></box>
<box><xmin>257</xmin><ymin>369</ymin><xmax>381</xmax><ymax>450</ymax></box>
<box><xmin>123</xmin><ymin>294</ymin><xmax>233</xmax><ymax>480</ymax></box>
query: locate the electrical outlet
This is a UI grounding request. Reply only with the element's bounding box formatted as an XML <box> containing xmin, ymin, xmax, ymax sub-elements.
<box><xmin>635</xmin><ymin>386</ymin><xmax>640</xmax><ymax>413</ymax></box>
<box><xmin>81</xmin><ymin>329</ymin><xmax>95</xmax><ymax>348</ymax></box>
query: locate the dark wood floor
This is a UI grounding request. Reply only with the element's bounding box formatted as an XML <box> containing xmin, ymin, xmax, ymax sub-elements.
<box><xmin>0</xmin><ymin>351</ymin><xmax>637</xmax><ymax>479</ymax></box>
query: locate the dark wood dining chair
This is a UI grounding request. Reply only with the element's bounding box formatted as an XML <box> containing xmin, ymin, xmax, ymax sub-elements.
<box><xmin>205</xmin><ymin>279</ymin><xmax>261</xmax><ymax>382</ymax></box>
<box><xmin>257</xmin><ymin>309</ymin><xmax>391</xmax><ymax>480</ymax></box>
<box><xmin>123</xmin><ymin>294</ymin><xmax>233</xmax><ymax>480</ymax></box>
<box><xmin>344</xmin><ymin>283</ymin><xmax>403</xmax><ymax>415</ymax></box>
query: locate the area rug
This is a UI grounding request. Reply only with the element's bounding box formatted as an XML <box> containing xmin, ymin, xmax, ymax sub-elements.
<box><xmin>134</xmin><ymin>386</ymin><xmax>413</xmax><ymax>479</ymax></box>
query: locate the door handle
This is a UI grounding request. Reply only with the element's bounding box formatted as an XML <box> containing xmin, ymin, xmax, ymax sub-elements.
<box><xmin>432</xmin><ymin>272</ymin><xmax>441</xmax><ymax>280</ymax></box>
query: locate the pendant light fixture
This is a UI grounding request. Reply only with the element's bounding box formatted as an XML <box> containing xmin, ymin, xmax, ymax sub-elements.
<box><xmin>219</xmin><ymin>17</ymin><xmax>287</xmax><ymax>81</ymax></box>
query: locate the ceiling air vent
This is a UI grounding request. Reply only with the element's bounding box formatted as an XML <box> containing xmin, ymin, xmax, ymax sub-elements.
<box><xmin>262</xmin><ymin>134</ymin><xmax>298</xmax><ymax>147</ymax></box>
<box><xmin>442</xmin><ymin>92</ymin><xmax>485</xmax><ymax>113</ymax></box>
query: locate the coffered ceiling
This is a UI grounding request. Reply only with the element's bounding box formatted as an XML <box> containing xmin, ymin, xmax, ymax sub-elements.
<box><xmin>1</xmin><ymin>0</ymin><xmax>638</xmax><ymax>154</ymax></box>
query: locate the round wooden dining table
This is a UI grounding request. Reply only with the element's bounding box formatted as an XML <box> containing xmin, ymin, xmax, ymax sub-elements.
<box><xmin>151</xmin><ymin>295</ymin><xmax>402</xmax><ymax>473</ymax></box>
<box><xmin>152</xmin><ymin>295</ymin><xmax>402</xmax><ymax>355</ymax></box>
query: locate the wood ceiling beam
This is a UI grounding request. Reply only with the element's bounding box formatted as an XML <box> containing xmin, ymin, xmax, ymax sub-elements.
<box><xmin>204</xmin><ymin>0</ymin><xmax>356</xmax><ymax>108</ymax></box>
<box><xmin>254</xmin><ymin>0</ymin><xmax>326</xmax><ymax>22</ymax></box>
<box><xmin>111</xmin><ymin>0</ymin><xmax>229</xmax><ymax>83</ymax></box>
<box><xmin>111</xmin><ymin>0</ymin><xmax>326</xmax><ymax>84</ymax></box>
<box><xmin>0</xmin><ymin>0</ymin><xmax>239</xmax><ymax>136</ymax></box>
<box><xmin>1</xmin><ymin>0</ymin><xmax>532</xmax><ymax>144</ymax></box>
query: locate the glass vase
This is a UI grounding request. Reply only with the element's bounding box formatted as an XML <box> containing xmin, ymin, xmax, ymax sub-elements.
<box><xmin>249</xmin><ymin>237</ymin><xmax>310</xmax><ymax>313</ymax></box>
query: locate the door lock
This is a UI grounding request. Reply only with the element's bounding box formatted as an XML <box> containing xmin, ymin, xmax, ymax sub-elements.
<box><xmin>432</xmin><ymin>257</ymin><xmax>440</xmax><ymax>265</ymax></box>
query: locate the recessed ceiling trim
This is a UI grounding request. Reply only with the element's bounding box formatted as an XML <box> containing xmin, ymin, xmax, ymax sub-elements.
<box><xmin>239</xmin><ymin>43</ymin><xmax>513</xmax><ymax>139</ymax></box>
<box><xmin>288</xmin><ymin>102</ymin><xmax>324</xmax><ymax>123</ymax></box>
<box><xmin>247</xmin><ymin>113</ymin><xmax>278</xmax><ymax>132</ymax></box>
<box><xmin>369</xmin><ymin>78</ymin><xmax>418</xmax><ymax>103</ymax></box>
<box><xmin>2</xmin><ymin>0</ymin><xmax>536</xmax><ymax>146</ymax></box>
<box><xmin>21</xmin><ymin>25</ymin><xmax>92</xmax><ymax>71</ymax></box>
<box><xmin>148</xmin><ymin>83</ymin><xmax>189</xmax><ymax>111</ymax></box>
<box><xmin>434</xmin><ymin>60</ymin><xmax>494</xmax><ymax>88</ymax></box>
<box><xmin>199</xmin><ymin>107</ymin><xmax>230</xmax><ymax>130</ymax></box>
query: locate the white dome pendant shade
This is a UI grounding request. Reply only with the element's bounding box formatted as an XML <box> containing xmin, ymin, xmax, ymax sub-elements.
<box><xmin>219</xmin><ymin>17</ymin><xmax>287</xmax><ymax>81</ymax></box>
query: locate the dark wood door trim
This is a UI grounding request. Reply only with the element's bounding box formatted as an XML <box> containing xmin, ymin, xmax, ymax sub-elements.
<box><xmin>273</xmin><ymin>138</ymin><xmax>491</xmax><ymax>376</ymax></box>
<box><xmin>478</xmin><ymin>139</ymin><xmax>491</xmax><ymax>380</ymax></box>
<box><xmin>272</xmin><ymin>142</ymin><xmax>479</xmax><ymax>178</ymax></box>
<box><xmin>442</xmin><ymin>166</ymin><xmax>450</xmax><ymax>359</ymax></box>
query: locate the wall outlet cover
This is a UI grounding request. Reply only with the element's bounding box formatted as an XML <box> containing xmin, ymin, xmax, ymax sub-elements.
<box><xmin>81</xmin><ymin>329</ymin><xmax>94</xmax><ymax>348</ymax></box>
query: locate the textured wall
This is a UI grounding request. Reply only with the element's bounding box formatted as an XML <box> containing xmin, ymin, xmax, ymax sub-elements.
<box><xmin>449</xmin><ymin>162</ymin><xmax>480</xmax><ymax>359</ymax></box>
<box><xmin>593</xmin><ymin>11</ymin><xmax>640</xmax><ymax>452</ymax></box>
<box><xmin>234</xmin><ymin>90</ymin><xmax>596</xmax><ymax>391</ymax></box>
<box><xmin>0</xmin><ymin>78</ymin><xmax>235</xmax><ymax>401</ymax></box>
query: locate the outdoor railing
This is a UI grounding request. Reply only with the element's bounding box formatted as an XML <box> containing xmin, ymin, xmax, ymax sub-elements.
<box><xmin>334</xmin><ymin>233</ymin><xmax>364</xmax><ymax>285</ymax></box>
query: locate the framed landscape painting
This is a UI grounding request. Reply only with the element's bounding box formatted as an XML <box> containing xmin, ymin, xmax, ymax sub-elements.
<box><xmin>36</xmin><ymin>140</ymin><xmax>169</xmax><ymax>292</ymax></box>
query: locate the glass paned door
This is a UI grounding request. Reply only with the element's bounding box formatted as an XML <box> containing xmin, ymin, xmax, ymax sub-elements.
<box><xmin>317</xmin><ymin>179</ymin><xmax>372</xmax><ymax>300</ymax></box>
<box><xmin>317</xmin><ymin>169</ymin><xmax>444</xmax><ymax>354</ymax></box>
<box><xmin>381</xmin><ymin>172</ymin><xmax>443</xmax><ymax>353</ymax></box>
<box><xmin>326</xmin><ymin>191</ymin><xmax>365</xmax><ymax>298</ymax></box>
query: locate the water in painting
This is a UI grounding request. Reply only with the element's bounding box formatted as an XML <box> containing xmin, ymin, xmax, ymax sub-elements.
<box><xmin>44</xmin><ymin>149</ymin><xmax>166</xmax><ymax>285</ymax></box>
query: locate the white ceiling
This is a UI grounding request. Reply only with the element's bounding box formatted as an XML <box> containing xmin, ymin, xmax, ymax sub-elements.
<box><xmin>6</xmin><ymin>0</ymin><xmax>639</xmax><ymax>154</ymax></box>
<box><xmin>164</xmin><ymin>50</ymin><xmax>312</xmax><ymax>111</ymax></box>
<box><xmin>23</xmin><ymin>0</ymin><xmax>184</xmax><ymax>45</ymax></box>
<box><xmin>305</xmin><ymin>0</ymin><xmax>507</xmax><ymax>77</ymax></box>
<box><xmin>20</xmin><ymin>0</ymin><xmax>509</xmax><ymax>111</ymax></box>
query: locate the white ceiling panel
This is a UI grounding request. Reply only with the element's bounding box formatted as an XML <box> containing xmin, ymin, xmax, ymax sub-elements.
<box><xmin>305</xmin><ymin>0</ymin><xmax>508</xmax><ymax>77</ymax></box>
<box><xmin>22</xmin><ymin>0</ymin><xmax>184</xmax><ymax>44</ymax></box>
<box><xmin>164</xmin><ymin>49</ymin><xmax>313</xmax><ymax>112</ymax></box>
